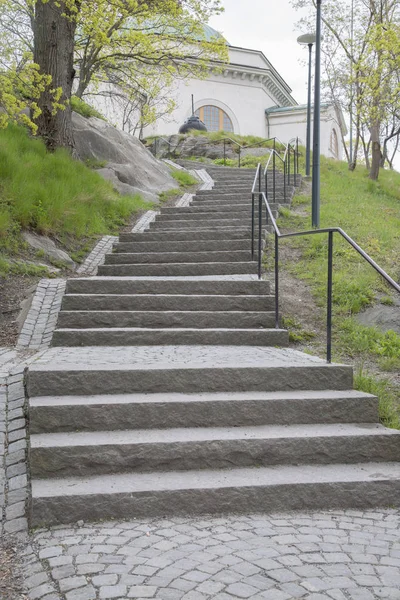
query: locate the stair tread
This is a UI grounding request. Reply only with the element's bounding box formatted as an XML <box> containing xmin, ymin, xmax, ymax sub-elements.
<box><xmin>31</xmin><ymin>423</ymin><xmax>397</xmax><ymax>448</ymax></box>
<box><xmin>29</xmin><ymin>389</ymin><xmax>376</xmax><ymax>407</ymax></box>
<box><xmin>55</xmin><ymin>327</ymin><xmax>282</xmax><ymax>332</ymax></box>
<box><xmin>29</xmin><ymin>345</ymin><xmax>343</xmax><ymax>372</ymax></box>
<box><xmin>32</xmin><ymin>462</ymin><xmax>400</xmax><ymax>497</ymax></box>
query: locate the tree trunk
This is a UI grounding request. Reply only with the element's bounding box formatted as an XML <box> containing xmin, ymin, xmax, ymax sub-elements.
<box><xmin>369</xmin><ymin>122</ymin><xmax>381</xmax><ymax>180</ymax></box>
<box><xmin>33</xmin><ymin>1</ymin><xmax>78</xmax><ymax>152</ymax></box>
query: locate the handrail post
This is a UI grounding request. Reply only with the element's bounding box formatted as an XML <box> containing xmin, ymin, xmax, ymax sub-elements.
<box><xmin>251</xmin><ymin>193</ymin><xmax>255</xmax><ymax>259</ymax></box>
<box><xmin>287</xmin><ymin>145</ymin><xmax>291</xmax><ymax>187</ymax></box>
<box><xmin>294</xmin><ymin>144</ymin><xmax>297</xmax><ymax>187</ymax></box>
<box><xmin>224</xmin><ymin>140</ymin><xmax>226</xmax><ymax>166</ymax></box>
<box><xmin>273</xmin><ymin>151</ymin><xmax>276</xmax><ymax>203</ymax></box>
<box><xmin>327</xmin><ymin>231</ymin><xmax>333</xmax><ymax>363</ymax></box>
<box><xmin>239</xmin><ymin>147</ymin><xmax>241</xmax><ymax>168</ymax></box>
<box><xmin>258</xmin><ymin>192</ymin><xmax>262</xmax><ymax>280</ymax></box>
<box><xmin>275</xmin><ymin>232</ymin><xmax>279</xmax><ymax>328</ymax></box>
<box><xmin>283</xmin><ymin>162</ymin><xmax>287</xmax><ymax>203</ymax></box>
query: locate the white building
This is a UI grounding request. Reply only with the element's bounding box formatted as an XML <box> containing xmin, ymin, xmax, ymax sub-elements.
<box><xmin>141</xmin><ymin>26</ymin><xmax>346</xmax><ymax>160</ymax></box>
<box><xmin>92</xmin><ymin>24</ymin><xmax>346</xmax><ymax>160</ymax></box>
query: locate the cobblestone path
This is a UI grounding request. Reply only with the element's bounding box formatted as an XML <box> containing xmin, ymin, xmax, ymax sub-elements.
<box><xmin>24</xmin><ymin>509</ymin><xmax>400</xmax><ymax>600</ymax></box>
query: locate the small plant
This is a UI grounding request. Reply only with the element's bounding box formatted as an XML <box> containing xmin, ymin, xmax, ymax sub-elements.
<box><xmin>170</xmin><ymin>169</ymin><xmax>197</xmax><ymax>187</ymax></box>
<box><xmin>354</xmin><ymin>368</ymin><xmax>400</xmax><ymax>430</ymax></box>
<box><xmin>282</xmin><ymin>315</ymin><xmax>316</xmax><ymax>344</ymax></box>
<box><xmin>381</xmin><ymin>295</ymin><xmax>395</xmax><ymax>306</ymax></box>
<box><xmin>70</xmin><ymin>96</ymin><xmax>106</xmax><ymax>121</ymax></box>
<box><xmin>159</xmin><ymin>188</ymin><xmax>181</xmax><ymax>203</ymax></box>
<box><xmin>84</xmin><ymin>158</ymin><xmax>107</xmax><ymax>170</ymax></box>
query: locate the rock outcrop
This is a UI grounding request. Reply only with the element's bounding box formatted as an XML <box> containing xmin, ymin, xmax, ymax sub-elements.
<box><xmin>22</xmin><ymin>232</ymin><xmax>75</xmax><ymax>269</ymax></box>
<box><xmin>72</xmin><ymin>113</ymin><xmax>176</xmax><ymax>203</ymax></box>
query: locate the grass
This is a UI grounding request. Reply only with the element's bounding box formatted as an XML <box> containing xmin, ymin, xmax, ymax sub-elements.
<box><xmin>354</xmin><ymin>368</ymin><xmax>400</xmax><ymax>430</ymax></box>
<box><xmin>0</xmin><ymin>123</ymin><xmax>148</xmax><ymax>273</ymax></box>
<box><xmin>170</xmin><ymin>169</ymin><xmax>198</xmax><ymax>187</ymax></box>
<box><xmin>275</xmin><ymin>153</ymin><xmax>400</xmax><ymax>427</ymax></box>
<box><xmin>70</xmin><ymin>96</ymin><xmax>106</xmax><ymax>121</ymax></box>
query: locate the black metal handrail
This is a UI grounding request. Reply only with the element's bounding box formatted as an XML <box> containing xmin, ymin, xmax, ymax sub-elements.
<box><xmin>251</xmin><ymin>167</ymin><xmax>400</xmax><ymax>363</ymax></box>
<box><xmin>264</xmin><ymin>150</ymin><xmax>287</xmax><ymax>203</ymax></box>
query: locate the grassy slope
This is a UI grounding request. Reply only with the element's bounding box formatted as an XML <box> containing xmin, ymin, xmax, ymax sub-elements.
<box><xmin>0</xmin><ymin>124</ymin><xmax>148</xmax><ymax>275</ymax></box>
<box><xmin>277</xmin><ymin>156</ymin><xmax>400</xmax><ymax>428</ymax></box>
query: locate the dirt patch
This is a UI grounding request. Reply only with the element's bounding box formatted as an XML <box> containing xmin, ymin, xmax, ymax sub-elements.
<box><xmin>0</xmin><ymin>541</ymin><xmax>27</xmax><ymax>600</ymax></box>
<box><xmin>0</xmin><ymin>276</ymin><xmax>41</xmax><ymax>347</ymax></box>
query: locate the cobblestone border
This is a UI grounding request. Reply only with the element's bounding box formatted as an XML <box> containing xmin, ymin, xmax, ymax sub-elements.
<box><xmin>131</xmin><ymin>210</ymin><xmax>160</xmax><ymax>233</ymax></box>
<box><xmin>0</xmin><ymin>351</ymin><xmax>30</xmax><ymax>539</ymax></box>
<box><xmin>17</xmin><ymin>280</ymin><xmax>66</xmax><ymax>352</ymax></box>
<box><xmin>76</xmin><ymin>236</ymin><xmax>118</xmax><ymax>276</ymax></box>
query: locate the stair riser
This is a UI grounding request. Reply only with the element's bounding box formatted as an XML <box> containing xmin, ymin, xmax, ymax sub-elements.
<box><xmin>113</xmin><ymin>240</ymin><xmax>252</xmax><ymax>253</ymax></box>
<box><xmin>51</xmin><ymin>329</ymin><xmax>288</xmax><ymax>347</ymax></box>
<box><xmin>149</xmin><ymin>221</ymin><xmax>269</xmax><ymax>230</ymax></box>
<box><xmin>61</xmin><ymin>295</ymin><xmax>274</xmax><ymax>312</ymax></box>
<box><xmin>30</xmin><ymin>480</ymin><xmax>400</xmax><ymax>527</ymax></box>
<box><xmin>189</xmin><ymin>201</ymin><xmax>282</xmax><ymax>209</ymax></box>
<box><xmin>65</xmin><ymin>280</ymin><xmax>271</xmax><ymax>296</ymax></box>
<box><xmin>105</xmin><ymin>251</ymin><xmax>253</xmax><ymax>265</ymax></box>
<box><xmin>32</xmin><ymin>435</ymin><xmax>400</xmax><ymax>479</ymax></box>
<box><xmin>97</xmin><ymin>263</ymin><xmax>259</xmax><ymax>276</ymax></box>
<box><xmin>119</xmin><ymin>230</ymin><xmax>263</xmax><ymax>242</ymax></box>
<box><xmin>155</xmin><ymin>212</ymin><xmax>276</xmax><ymax>222</ymax></box>
<box><xmin>29</xmin><ymin>396</ymin><xmax>379</xmax><ymax>434</ymax></box>
<box><xmin>27</xmin><ymin>365</ymin><xmax>353</xmax><ymax>397</ymax></box>
<box><xmin>57</xmin><ymin>311</ymin><xmax>275</xmax><ymax>329</ymax></box>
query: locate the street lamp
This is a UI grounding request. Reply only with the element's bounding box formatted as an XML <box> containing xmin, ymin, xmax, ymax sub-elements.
<box><xmin>297</xmin><ymin>33</ymin><xmax>317</xmax><ymax>178</ymax></box>
<box><xmin>311</xmin><ymin>0</ymin><xmax>322</xmax><ymax>229</ymax></box>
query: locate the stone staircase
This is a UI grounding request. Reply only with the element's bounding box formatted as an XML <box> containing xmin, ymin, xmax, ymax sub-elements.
<box><xmin>27</xmin><ymin>164</ymin><xmax>400</xmax><ymax>527</ymax></box>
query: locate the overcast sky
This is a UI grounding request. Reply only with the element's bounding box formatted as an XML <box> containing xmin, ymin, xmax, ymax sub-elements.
<box><xmin>209</xmin><ymin>0</ymin><xmax>312</xmax><ymax>104</ymax></box>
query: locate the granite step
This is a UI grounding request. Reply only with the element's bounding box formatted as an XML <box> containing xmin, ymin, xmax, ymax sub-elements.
<box><xmin>113</xmin><ymin>239</ymin><xmax>253</xmax><ymax>253</ymax></box>
<box><xmin>97</xmin><ymin>261</ymin><xmax>259</xmax><ymax>277</ymax></box>
<box><xmin>57</xmin><ymin>310</ymin><xmax>275</xmax><ymax>329</ymax></box>
<box><xmin>26</xmin><ymin>346</ymin><xmax>353</xmax><ymax>397</ymax></box>
<box><xmin>30</xmin><ymin>462</ymin><xmax>400</xmax><ymax>526</ymax></box>
<box><xmin>61</xmin><ymin>294</ymin><xmax>274</xmax><ymax>312</ymax></box>
<box><xmin>65</xmin><ymin>278</ymin><xmax>269</xmax><ymax>295</ymax></box>
<box><xmin>105</xmin><ymin>251</ymin><xmax>253</xmax><ymax>265</ymax></box>
<box><xmin>51</xmin><ymin>327</ymin><xmax>289</xmax><ymax>348</ymax></box>
<box><xmin>119</xmin><ymin>229</ymin><xmax>264</xmax><ymax>242</ymax></box>
<box><xmin>30</xmin><ymin>423</ymin><xmax>400</xmax><ymax>479</ymax></box>
<box><xmin>29</xmin><ymin>390</ymin><xmax>379</xmax><ymax>434</ymax></box>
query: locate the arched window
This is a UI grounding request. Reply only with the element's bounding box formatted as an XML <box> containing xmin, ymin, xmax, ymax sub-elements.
<box><xmin>195</xmin><ymin>105</ymin><xmax>234</xmax><ymax>132</ymax></box>
<box><xmin>330</xmin><ymin>128</ymin><xmax>339</xmax><ymax>158</ymax></box>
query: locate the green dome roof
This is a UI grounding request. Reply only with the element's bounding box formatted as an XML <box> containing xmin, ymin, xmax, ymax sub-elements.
<box><xmin>202</xmin><ymin>23</ymin><xmax>227</xmax><ymax>43</ymax></box>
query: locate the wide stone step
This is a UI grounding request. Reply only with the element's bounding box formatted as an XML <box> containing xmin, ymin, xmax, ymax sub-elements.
<box><xmin>57</xmin><ymin>310</ymin><xmax>275</xmax><ymax>329</ymax></box>
<box><xmin>66</xmin><ymin>278</ymin><xmax>270</xmax><ymax>295</ymax></box>
<box><xmin>149</xmin><ymin>219</ymin><xmax>267</xmax><ymax>230</ymax></box>
<box><xmin>30</xmin><ymin>462</ymin><xmax>400</xmax><ymax>526</ymax></box>
<box><xmin>61</xmin><ymin>294</ymin><xmax>273</xmax><ymax>312</ymax></box>
<box><xmin>29</xmin><ymin>390</ymin><xmax>379</xmax><ymax>434</ymax></box>
<box><xmin>105</xmin><ymin>251</ymin><xmax>253</xmax><ymax>265</ymax></box>
<box><xmin>155</xmin><ymin>211</ymin><xmax>276</xmax><ymax>222</ymax></box>
<box><xmin>113</xmin><ymin>239</ymin><xmax>252</xmax><ymax>253</ymax></box>
<box><xmin>119</xmin><ymin>229</ymin><xmax>263</xmax><ymax>242</ymax></box>
<box><xmin>52</xmin><ymin>327</ymin><xmax>288</xmax><ymax>347</ymax></box>
<box><xmin>189</xmin><ymin>200</ymin><xmax>282</xmax><ymax>209</ymax></box>
<box><xmin>26</xmin><ymin>346</ymin><xmax>353</xmax><ymax>397</ymax></box>
<box><xmin>97</xmin><ymin>261</ymin><xmax>259</xmax><ymax>277</ymax></box>
<box><xmin>30</xmin><ymin>423</ymin><xmax>400</xmax><ymax>479</ymax></box>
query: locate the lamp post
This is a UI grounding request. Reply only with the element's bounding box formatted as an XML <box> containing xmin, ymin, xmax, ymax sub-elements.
<box><xmin>311</xmin><ymin>0</ymin><xmax>322</xmax><ymax>229</ymax></box>
<box><xmin>297</xmin><ymin>33</ymin><xmax>317</xmax><ymax>178</ymax></box>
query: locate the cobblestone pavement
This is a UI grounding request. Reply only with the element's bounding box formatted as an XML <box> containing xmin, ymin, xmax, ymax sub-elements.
<box><xmin>24</xmin><ymin>509</ymin><xmax>400</xmax><ymax>600</ymax></box>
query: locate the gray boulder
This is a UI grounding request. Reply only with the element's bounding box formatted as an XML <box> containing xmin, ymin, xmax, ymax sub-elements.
<box><xmin>22</xmin><ymin>232</ymin><xmax>75</xmax><ymax>269</ymax></box>
<box><xmin>72</xmin><ymin>112</ymin><xmax>177</xmax><ymax>203</ymax></box>
<box><xmin>357</xmin><ymin>298</ymin><xmax>400</xmax><ymax>335</ymax></box>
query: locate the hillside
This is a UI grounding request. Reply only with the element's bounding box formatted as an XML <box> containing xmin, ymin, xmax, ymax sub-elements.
<box><xmin>276</xmin><ymin>156</ymin><xmax>400</xmax><ymax>428</ymax></box>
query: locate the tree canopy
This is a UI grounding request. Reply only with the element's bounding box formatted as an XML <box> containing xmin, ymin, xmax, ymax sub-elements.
<box><xmin>0</xmin><ymin>0</ymin><xmax>227</xmax><ymax>149</ymax></box>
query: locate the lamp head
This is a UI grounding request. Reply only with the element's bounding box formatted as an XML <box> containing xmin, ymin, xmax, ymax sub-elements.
<box><xmin>297</xmin><ymin>33</ymin><xmax>317</xmax><ymax>45</ymax></box>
